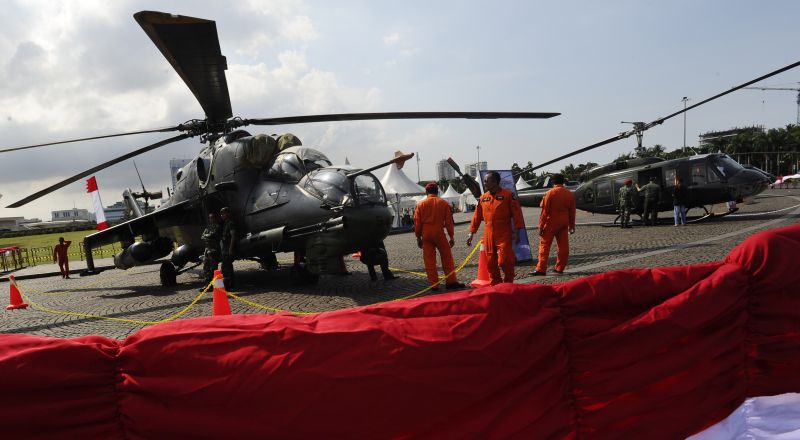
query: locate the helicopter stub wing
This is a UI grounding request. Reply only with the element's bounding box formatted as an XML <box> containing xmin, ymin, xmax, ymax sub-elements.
<box><xmin>134</xmin><ymin>11</ymin><xmax>232</xmax><ymax>124</ymax></box>
<box><xmin>84</xmin><ymin>200</ymin><xmax>198</xmax><ymax>249</ymax></box>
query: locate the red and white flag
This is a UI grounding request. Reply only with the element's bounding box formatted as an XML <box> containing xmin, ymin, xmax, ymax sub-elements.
<box><xmin>86</xmin><ymin>176</ymin><xmax>108</xmax><ymax>231</ymax></box>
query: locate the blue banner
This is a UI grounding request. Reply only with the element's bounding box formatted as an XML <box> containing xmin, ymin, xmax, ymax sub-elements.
<box><xmin>479</xmin><ymin>170</ymin><xmax>534</xmax><ymax>263</ymax></box>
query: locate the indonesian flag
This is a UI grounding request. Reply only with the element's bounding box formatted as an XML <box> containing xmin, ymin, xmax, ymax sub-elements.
<box><xmin>86</xmin><ymin>176</ymin><xmax>108</xmax><ymax>231</ymax></box>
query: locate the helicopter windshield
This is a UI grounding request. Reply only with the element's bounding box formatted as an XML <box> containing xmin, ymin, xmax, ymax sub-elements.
<box><xmin>711</xmin><ymin>155</ymin><xmax>744</xmax><ymax>177</ymax></box>
<box><xmin>353</xmin><ymin>174</ymin><xmax>386</xmax><ymax>205</ymax></box>
<box><xmin>302</xmin><ymin>169</ymin><xmax>386</xmax><ymax>207</ymax></box>
<box><xmin>266</xmin><ymin>147</ymin><xmax>332</xmax><ymax>182</ymax></box>
<box><xmin>303</xmin><ymin>169</ymin><xmax>353</xmax><ymax>206</ymax></box>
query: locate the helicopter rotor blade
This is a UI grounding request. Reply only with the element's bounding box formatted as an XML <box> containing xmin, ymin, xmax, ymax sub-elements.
<box><xmin>244</xmin><ymin>111</ymin><xmax>560</xmax><ymax>126</ymax></box>
<box><xmin>347</xmin><ymin>152</ymin><xmax>416</xmax><ymax>179</ymax></box>
<box><xmin>135</xmin><ymin>11</ymin><xmax>232</xmax><ymax>124</ymax></box>
<box><xmin>520</xmin><ymin>58</ymin><xmax>800</xmax><ymax>176</ymax></box>
<box><xmin>0</xmin><ymin>126</ymin><xmax>182</xmax><ymax>154</ymax></box>
<box><xmin>446</xmin><ymin>157</ymin><xmax>482</xmax><ymax>199</ymax></box>
<box><xmin>6</xmin><ymin>134</ymin><xmax>189</xmax><ymax>208</ymax></box>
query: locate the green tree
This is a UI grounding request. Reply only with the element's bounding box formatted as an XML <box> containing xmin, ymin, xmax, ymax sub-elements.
<box><xmin>449</xmin><ymin>177</ymin><xmax>466</xmax><ymax>193</ymax></box>
<box><xmin>437</xmin><ymin>177</ymin><xmax>449</xmax><ymax>192</ymax></box>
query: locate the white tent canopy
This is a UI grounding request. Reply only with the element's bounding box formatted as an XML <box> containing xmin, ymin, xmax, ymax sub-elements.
<box><xmin>380</xmin><ymin>164</ymin><xmax>425</xmax><ymax>197</ymax></box>
<box><xmin>516</xmin><ymin>178</ymin><xmax>532</xmax><ymax>190</ymax></box>
<box><xmin>440</xmin><ymin>185</ymin><xmax>461</xmax><ymax>203</ymax></box>
<box><xmin>775</xmin><ymin>173</ymin><xmax>800</xmax><ymax>185</ymax></box>
<box><xmin>459</xmin><ymin>188</ymin><xmax>478</xmax><ymax>212</ymax></box>
<box><xmin>380</xmin><ymin>164</ymin><xmax>425</xmax><ymax>228</ymax></box>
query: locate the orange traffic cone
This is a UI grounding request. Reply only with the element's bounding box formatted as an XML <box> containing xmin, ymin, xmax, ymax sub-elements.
<box><xmin>211</xmin><ymin>270</ymin><xmax>231</xmax><ymax>316</ymax></box>
<box><xmin>470</xmin><ymin>244</ymin><xmax>492</xmax><ymax>288</ymax></box>
<box><xmin>351</xmin><ymin>251</ymin><xmax>362</xmax><ymax>260</ymax></box>
<box><xmin>6</xmin><ymin>275</ymin><xmax>28</xmax><ymax>310</ymax></box>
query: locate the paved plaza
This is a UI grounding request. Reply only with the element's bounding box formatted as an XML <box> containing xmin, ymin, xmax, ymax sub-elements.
<box><xmin>2</xmin><ymin>188</ymin><xmax>799</xmax><ymax>340</ymax></box>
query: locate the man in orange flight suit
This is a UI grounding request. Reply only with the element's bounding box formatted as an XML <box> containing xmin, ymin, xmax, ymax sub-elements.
<box><xmin>53</xmin><ymin>237</ymin><xmax>72</xmax><ymax>279</ymax></box>
<box><xmin>467</xmin><ymin>171</ymin><xmax>525</xmax><ymax>285</ymax></box>
<box><xmin>414</xmin><ymin>183</ymin><xmax>466</xmax><ymax>291</ymax></box>
<box><xmin>532</xmin><ymin>173</ymin><xmax>576</xmax><ymax>276</ymax></box>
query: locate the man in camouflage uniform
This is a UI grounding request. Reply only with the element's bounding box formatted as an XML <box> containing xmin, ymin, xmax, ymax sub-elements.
<box><xmin>200</xmin><ymin>212</ymin><xmax>222</xmax><ymax>286</ymax></box>
<box><xmin>220</xmin><ymin>207</ymin><xmax>237</xmax><ymax>291</ymax></box>
<box><xmin>637</xmin><ymin>177</ymin><xmax>661</xmax><ymax>226</ymax></box>
<box><xmin>617</xmin><ymin>179</ymin><xmax>634</xmax><ymax>228</ymax></box>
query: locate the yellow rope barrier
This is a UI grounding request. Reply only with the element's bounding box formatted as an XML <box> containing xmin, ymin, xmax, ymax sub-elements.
<box><xmin>14</xmin><ymin>242</ymin><xmax>483</xmax><ymax>322</ymax></box>
<box><xmin>228</xmin><ymin>242</ymin><xmax>483</xmax><ymax>315</ymax></box>
<box><xmin>17</xmin><ymin>280</ymin><xmax>215</xmax><ymax>325</ymax></box>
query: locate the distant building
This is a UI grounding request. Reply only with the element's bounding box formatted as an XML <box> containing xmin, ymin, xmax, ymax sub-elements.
<box><xmin>0</xmin><ymin>217</ymin><xmax>25</xmax><ymax>232</ymax></box>
<box><xmin>436</xmin><ymin>159</ymin><xmax>456</xmax><ymax>181</ymax></box>
<box><xmin>465</xmin><ymin>161</ymin><xmax>488</xmax><ymax>179</ymax></box>
<box><xmin>51</xmin><ymin>209</ymin><xmax>93</xmax><ymax>222</ymax></box>
<box><xmin>170</xmin><ymin>158</ymin><xmax>192</xmax><ymax>192</ymax></box>
<box><xmin>103</xmin><ymin>200</ymin><xmax>149</xmax><ymax>223</ymax></box>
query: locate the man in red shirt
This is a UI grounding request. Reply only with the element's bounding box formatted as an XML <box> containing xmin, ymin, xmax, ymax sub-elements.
<box><xmin>53</xmin><ymin>237</ymin><xmax>72</xmax><ymax>279</ymax></box>
<box><xmin>467</xmin><ymin>171</ymin><xmax>525</xmax><ymax>284</ymax></box>
<box><xmin>532</xmin><ymin>174</ymin><xmax>576</xmax><ymax>275</ymax></box>
<box><xmin>414</xmin><ymin>182</ymin><xmax>465</xmax><ymax>290</ymax></box>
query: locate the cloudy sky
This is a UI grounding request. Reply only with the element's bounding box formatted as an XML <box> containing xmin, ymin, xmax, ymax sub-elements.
<box><xmin>1</xmin><ymin>0</ymin><xmax>798</xmax><ymax>220</ymax></box>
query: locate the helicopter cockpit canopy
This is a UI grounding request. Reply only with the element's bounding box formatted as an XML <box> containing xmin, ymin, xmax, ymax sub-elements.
<box><xmin>710</xmin><ymin>154</ymin><xmax>744</xmax><ymax>178</ymax></box>
<box><xmin>266</xmin><ymin>147</ymin><xmax>332</xmax><ymax>182</ymax></box>
<box><xmin>301</xmin><ymin>168</ymin><xmax>386</xmax><ymax>207</ymax></box>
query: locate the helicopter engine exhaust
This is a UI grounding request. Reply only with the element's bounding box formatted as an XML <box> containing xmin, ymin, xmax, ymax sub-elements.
<box><xmin>114</xmin><ymin>237</ymin><xmax>174</xmax><ymax>270</ymax></box>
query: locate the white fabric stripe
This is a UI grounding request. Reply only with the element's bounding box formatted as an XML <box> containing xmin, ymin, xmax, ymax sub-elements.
<box><xmin>90</xmin><ymin>190</ymin><xmax>106</xmax><ymax>226</ymax></box>
<box><xmin>688</xmin><ymin>393</ymin><xmax>800</xmax><ymax>439</ymax></box>
<box><xmin>213</xmin><ymin>278</ymin><xmax>225</xmax><ymax>289</ymax></box>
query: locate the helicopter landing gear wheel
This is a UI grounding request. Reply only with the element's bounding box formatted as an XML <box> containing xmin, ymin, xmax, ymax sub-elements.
<box><xmin>290</xmin><ymin>264</ymin><xmax>319</xmax><ymax>285</ymax></box>
<box><xmin>160</xmin><ymin>261</ymin><xmax>177</xmax><ymax>287</ymax></box>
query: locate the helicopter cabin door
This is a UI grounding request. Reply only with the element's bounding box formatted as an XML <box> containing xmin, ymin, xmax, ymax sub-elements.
<box><xmin>636</xmin><ymin>167</ymin><xmax>665</xmax><ymax>209</ymax></box>
<box><xmin>593</xmin><ymin>179</ymin><xmax>614</xmax><ymax>212</ymax></box>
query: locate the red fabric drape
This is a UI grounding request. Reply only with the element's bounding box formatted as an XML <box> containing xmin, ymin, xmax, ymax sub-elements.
<box><xmin>1</xmin><ymin>224</ymin><xmax>799</xmax><ymax>439</ymax></box>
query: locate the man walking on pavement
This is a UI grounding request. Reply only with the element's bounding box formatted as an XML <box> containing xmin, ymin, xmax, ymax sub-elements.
<box><xmin>532</xmin><ymin>174</ymin><xmax>576</xmax><ymax>276</ymax></box>
<box><xmin>219</xmin><ymin>207</ymin><xmax>237</xmax><ymax>291</ymax></box>
<box><xmin>618</xmin><ymin>179</ymin><xmax>634</xmax><ymax>228</ymax></box>
<box><xmin>467</xmin><ymin>171</ymin><xmax>525</xmax><ymax>285</ymax></box>
<box><xmin>637</xmin><ymin>176</ymin><xmax>661</xmax><ymax>226</ymax></box>
<box><xmin>200</xmin><ymin>212</ymin><xmax>222</xmax><ymax>288</ymax></box>
<box><xmin>415</xmin><ymin>182</ymin><xmax>465</xmax><ymax>291</ymax></box>
<box><xmin>53</xmin><ymin>237</ymin><xmax>72</xmax><ymax>279</ymax></box>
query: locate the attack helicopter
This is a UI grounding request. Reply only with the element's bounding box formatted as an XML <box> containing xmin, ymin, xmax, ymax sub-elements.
<box><xmin>511</xmin><ymin>59</ymin><xmax>800</xmax><ymax>219</ymax></box>
<box><xmin>1</xmin><ymin>11</ymin><xmax>559</xmax><ymax>286</ymax></box>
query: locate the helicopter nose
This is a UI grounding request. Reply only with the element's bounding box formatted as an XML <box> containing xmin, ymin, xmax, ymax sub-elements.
<box><xmin>731</xmin><ymin>169</ymin><xmax>770</xmax><ymax>197</ymax></box>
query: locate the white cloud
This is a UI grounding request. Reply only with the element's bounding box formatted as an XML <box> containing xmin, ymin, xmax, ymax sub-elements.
<box><xmin>383</xmin><ymin>32</ymin><xmax>400</xmax><ymax>45</ymax></box>
<box><xmin>281</xmin><ymin>15</ymin><xmax>317</xmax><ymax>42</ymax></box>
